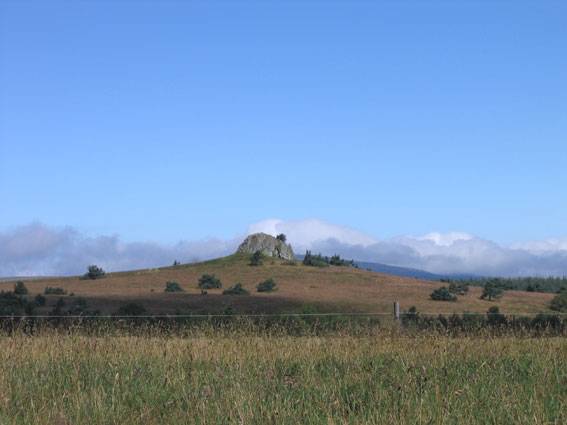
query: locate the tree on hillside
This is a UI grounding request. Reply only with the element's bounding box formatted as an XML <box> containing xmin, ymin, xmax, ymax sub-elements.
<box><xmin>480</xmin><ymin>280</ymin><xmax>504</xmax><ymax>301</ymax></box>
<box><xmin>430</xmin><ymin>287</ymin><xmax>457</xmax><ymax>302</ymax></box>
<box><xmin>222</xmin><ymin>283</ymin><xmax>249</xmax><ymax>296</ymax></box>
<box><xmin>83</xmin><ymin>265</ymin><xmax>106</xmax><ymax>280</ymax></box>
<box><xmin>164</xmin><ymin>281</ymin><xmax>184</xmax><ymax>292</ymax></box>
<box><xmin>198</xmin><ymin>274</ymin><xmax>222</xmax><ymax>290</ymax></box>
<box><xmin>14</xmin><ymin>281</ymin><xmax>28</xmax><ymax>295</ymax></box>
<box><xmin>276</xmin><ymin>234</ymin><xmax>287</xmax><ymax>243</ymax></box>
<box><xmin>448</xmin><ymin>281</ymin><xmax>469</xmax><ymax>296</ymax></box>
<box><xmin>302</xmin><ymin>250</ymin><xmax>329</xmax><ymax>267</ymax></box>
<box><xmin>550</xmin><ymin>292</ymin><xmax>567</xmax><ymax>312</ymax></box>
<box><xmin>256</xmin><ymin>278</ymin><xmax>277</xmax><ymax>293</ymax></box>
<box><xmin>249</xmin><ymin>251</ymin><xmax>264</xmax><ymax>266</ymax></box>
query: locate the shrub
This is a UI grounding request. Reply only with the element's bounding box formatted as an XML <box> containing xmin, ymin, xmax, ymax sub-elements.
<box><xmin>430</xmin><ymin>287</ymin><xmax>457</xmax><ymax>302</ymax></box>
<box><xmin>83</xmin><ymin>265</ymin><xmax>106</xmax><ymax>280</ymax></box>
<box><xmin>115</xmin><ymin>303</ymin><xmax>147</xmax><ymax>316</ymax></box>
<box><xmin>44</xmin><ymin>287</ymin><xmax>67</xmax><ymax>295</ymax></box>
<box><xmin>164</xmin><ymin>281</ymin><xmax>184</xmax><ymax>292</ymax></box>
<box><xmin>66</xmin><ymin>298</ymin><xmax>99</xmax><ymax>316</ymax></box>
<box><xmin>34</xmin><ymin>294</ymin><xmax>46</xmax><ymax>307</ymax></box>
<box><xmin>550</xmin><ymin>292</ymin><xmax>567</xmax><ymax>312</ymax></box>
<box><xmin>198</xmin><ymin>274</ymin><xmax>222</xmax><ymax>290</ymax></box>
<box><xmin>481</xmin><ymin>280</ymin><xmax>504</xmax><ymax>301</ymax></box>
<box><xmin>223</xmin><ymin>283</ymin><xmax>249</xmax><ymax>295</ymax></box>
<box><xmin>276</xmin><ymin>233</ymin><xmax>287</xmax><ymax>243</ymax></box>
<box><xmin>486</xmin><ymin>306</ymin><xmax>507</xmax><ymax>326</ymax></box>
<box><xmin>249</xmin><ymin>251</ymin><xmax>264</xmax><ymax>266</ymax></box>
<box><xmin>401</xmin><ymin>306</ymin><xmax>419</xmax><ymax>325</ymax></box>
<box><xmin>14</xmin><ymin>281</ymin><xmax>28</xmax><ymax>295</ymax></box>
<box><xmin>256</xmin><ymin>278</ymin><xmax>277</xmax><ymax>293</ymax></box>
<box><xmin>448</xmin><ymin>282</ymin><xmax>469</xmax><ymax>295</ymax></box>
<box><xmin>49</xmin><ymin>298</ymin><xmax>66</xmax><ymax>316</ymax></box>
<box><xmin>0</xmin><ymin>291</ymin><xmax>27</xmax><ymax>316</ymax></box>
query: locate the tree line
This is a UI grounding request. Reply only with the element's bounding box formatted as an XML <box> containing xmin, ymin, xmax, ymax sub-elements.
<box><xmin>440</xmin><ymin>276</ymin><xmax>567</xmax><ymax>294</ymax></box>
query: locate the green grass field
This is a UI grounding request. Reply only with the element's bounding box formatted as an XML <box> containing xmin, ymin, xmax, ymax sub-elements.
<box><xmin>1</xmin><ymin>329</ymin><xmax>565</xmax><ymax>424</ymax></box>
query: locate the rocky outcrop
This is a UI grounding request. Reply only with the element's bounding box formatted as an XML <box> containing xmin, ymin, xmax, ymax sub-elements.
<box><xmin>237</xmin><ymin>233</ymin><xmax>295</xmax><ymax>260</ymax></box>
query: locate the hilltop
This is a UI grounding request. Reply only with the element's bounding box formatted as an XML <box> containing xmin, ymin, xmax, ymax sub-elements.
<box><xmin>0</xmin><ymin>253</ymin><xmax>553</xmax><ymax>316</ymax></box>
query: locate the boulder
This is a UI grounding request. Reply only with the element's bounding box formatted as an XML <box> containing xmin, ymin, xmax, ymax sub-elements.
<box><xmin>237</xmin><ymin>233</ymin><xmax>295</xmax><ymax>260</ymax></box>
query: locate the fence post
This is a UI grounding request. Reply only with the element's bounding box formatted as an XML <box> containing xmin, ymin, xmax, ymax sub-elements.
<box><xmin>394</xmin><ymin>301</ymin><xmax>400</xmax><ymax>322</ymax></box>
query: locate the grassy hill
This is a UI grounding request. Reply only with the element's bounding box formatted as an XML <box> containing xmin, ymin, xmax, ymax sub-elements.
<box><xmin>0</xmin><ymin>254</ymin><xmax>555</xmax><ymax>316</ymax></box>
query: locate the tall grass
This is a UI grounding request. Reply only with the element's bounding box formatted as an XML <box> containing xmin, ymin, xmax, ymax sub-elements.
<box><xmin>0</xmin><ymin>328</ymin><xmax>565</xmax><ymax>424</ymax></box>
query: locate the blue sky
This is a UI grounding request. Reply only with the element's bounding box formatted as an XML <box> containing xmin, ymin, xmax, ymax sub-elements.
<box><xmin>1</xmin><ymin>0</ymin><xmax>566</xmax><ymax>252</ymax></box>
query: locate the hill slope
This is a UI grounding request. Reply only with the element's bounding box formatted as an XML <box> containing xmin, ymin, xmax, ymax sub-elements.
<box><xmin>0</xmin><ymin>254</ymin><xmax>553</xmax><ymax>316</ymax></box>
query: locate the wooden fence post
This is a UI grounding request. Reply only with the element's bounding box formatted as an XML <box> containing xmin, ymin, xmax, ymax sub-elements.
<box><xmin>394</xmin><ymin>301</ymin><xmax>400</xmax><ymax>322</ymax></box>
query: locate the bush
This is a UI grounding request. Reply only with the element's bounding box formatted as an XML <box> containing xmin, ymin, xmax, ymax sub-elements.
<box><xmin>276</xmin><ymin>233</ymin><xmax>287</xmax><ymax>243</ymax></box>
<box><xmin>550</xmin><ymin>292</ymin><xmax>567</xmax><ymax>312</ymax></box>
<box><xmin>256</xmin><ymin>278</ymin><xmax>277</xmax><ymax>293</ymax></box>
<box><xmin>198</xmin><ymin>274</ymin><xmax>222</xmax><ymax>290</ymax></box>
<box><xmin>34</xmin><ymin>294</ymin><xmax>47</xmax><ymax>307</ymax></box>
<box><xmin>481</xmin><ymin>280</ymin><xmax>504</xmax><ymax>301</ymax></box>
<box><xmin>430</xmin><ymin>287</ymin><xmax>457</xmax><ymax>301</ymax></box>
<box><xmin>164</xmin><ymin>281</ymin><xmax>184</xmax><ymax>292</ymax></box>
<box><xmin>401</xmin><ymin>306</ymin><xmax>420</xmax><ymax>325</ymax></box>
<box><xmin>49</xmin><ymin>298</ymin><xmax>66</xmax><ymax>316</ymax></box>
<box><xmin>83</xmin><ymin>265</ymin><xmax>106</xmax><ymax>280</ymax></box>
<box><xmin>249</xmin><ymin>251</ymin><xmax>264</xmax><ymax>266</ymax></box>
<box><xmin>486</xmin><ymin>306</ymin><xmax>507</xmax><ymax>326</ymax></box>
<box><xmin>115</xmin><ymin>303</ymin><xmax>147</xmax><ymax>316</ymax></box>
<box><xmin>448</xmin><ymin>282</ymin><xmax>469</xmax><ymax>296</ymax></box>
<box><xmin>0</xmin><ymin>291</ymin><xmax>27</xmax><ymax>316</ymax></box>
<box><xmin>223</xmin><ymin>283</ymin><xmax>249</xmax><ymax>295</ymax></box>
<box><xmin>44</xmin><ymin>287</ymin><xmax>67</xmax><ymax>295</ymax></box>
<box><xmin>14</xmin><ymin>281</ymin><xmax>28</xmax><ymax>295</ymax></box>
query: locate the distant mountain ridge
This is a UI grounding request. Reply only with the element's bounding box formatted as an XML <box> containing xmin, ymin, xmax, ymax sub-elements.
<box><xmin>295</xmin><ymin>255</ymin><xmax>476</xmax><ymax>281</ymax></box>
<box><xmin>354</xmin><ymin>261</ymin><xmax>479</xmax><ymax>281</ymax></box>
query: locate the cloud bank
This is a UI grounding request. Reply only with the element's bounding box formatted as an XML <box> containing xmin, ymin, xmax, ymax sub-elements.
<box><xmin>0</xmin><ymin>223</ymin><xmax>237</xmax><ymax>277</ymax></box>
<box><xmin>1</xmin><ymin>220</ymin><xmax>567</xmax><ymax>277</ymax></box>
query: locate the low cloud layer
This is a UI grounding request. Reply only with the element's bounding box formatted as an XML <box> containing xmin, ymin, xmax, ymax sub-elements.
<box><xmin>0</xmin><ymin>223</ymin><xmax>236</xmax><ymax>277</ymax></box>
<box><xmin>1</xmin><ymin>220</ymin><xmax>567</xmax><ymax>277</ymax></box>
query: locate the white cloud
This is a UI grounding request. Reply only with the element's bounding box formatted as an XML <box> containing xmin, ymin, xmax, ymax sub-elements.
<box><xmin>1</xmin><ymin>219</ymin><xmax>567</xmax><ymax>277</ymax></box>
<box><xmin>416</xmin><ymin>232</ymin><xmax>474</xmax><ymax>246</ymax></box>
<box><xmin>0</xmin><ymin>223</ymin><xmax>236</xmax><ymax>277</ymax></box>
<box><xmin>248</xmin><ymin>219</ymin><xmax>567</xmax><ymax>277</ymax></box>
<box><xmin>511</xmin><ymin>238</ymin><xmax>567</xmax><ymax>253</ymax></box>
<box><xmin>248</xmin><ymin>218</ymin><xmax>377</xmax><ymax>250</ymax></box>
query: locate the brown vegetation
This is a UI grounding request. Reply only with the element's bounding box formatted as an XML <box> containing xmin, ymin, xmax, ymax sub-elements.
<box><xmin>0</xmin><ymin>254</ymin><xmax>554</xmax><ymax>315</ymax></box>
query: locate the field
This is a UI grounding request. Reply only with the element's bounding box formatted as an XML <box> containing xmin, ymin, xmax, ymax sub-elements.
<box><xmin>2</xmin><ymin>255</ymin><xmax>564</xmax><ymax>424</ymax></box>
<box><xmin>0</xmin><ymin>254</ymin><xmax>555</xmax><ymax>316</ymax></box>
<box><xmin>0</xmin><ymin>329</ymin><xmax>565</xmax><ymax>425</ymax></box>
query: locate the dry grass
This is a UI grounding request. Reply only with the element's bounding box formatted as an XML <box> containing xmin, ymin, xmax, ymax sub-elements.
<box><xmin>0</xmin><ymin>254</ymin><xmax>554</xmax><ymax>315</ymax></box>
<box><xmin>0</xmin><ymin>330</ymin><xmax>565</xmax><ymax>424</ymax></box>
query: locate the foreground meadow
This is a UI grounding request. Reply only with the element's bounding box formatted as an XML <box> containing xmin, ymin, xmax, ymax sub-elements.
<box><xmin>0</xmin><ymin>331</ymin><xmax>565</xmax><ymax>424</ymax></box>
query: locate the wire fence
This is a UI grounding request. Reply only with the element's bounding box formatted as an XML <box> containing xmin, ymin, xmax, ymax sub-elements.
<box><xmin>0</xmin><ymin>312</ymin><xmax>566</xmax><ymax>319</ymax></box>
